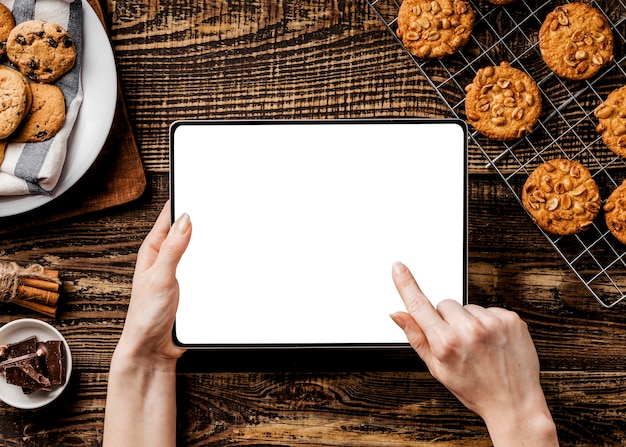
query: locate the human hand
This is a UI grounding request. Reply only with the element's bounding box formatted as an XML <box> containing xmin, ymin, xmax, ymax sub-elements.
<box><xmin>390</xmin><ymin>262</ymin><xmax>558</xmax><ymax>446</ymax></box>
<box><xmin>116</xmin><ymin>201</ymin><xmax>192</xmax><ymax>367</ymax></box>
<box><xmin>104</xmin><ymin>202</ymin><xmax>191</xmax><ymax>447</ymax></box>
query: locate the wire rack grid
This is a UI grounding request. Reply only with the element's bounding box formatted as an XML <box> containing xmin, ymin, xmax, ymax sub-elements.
<box><xmin>367</xmin><ymin>0</ymin><xmax>626</xmax><ymax>307</ymax></box>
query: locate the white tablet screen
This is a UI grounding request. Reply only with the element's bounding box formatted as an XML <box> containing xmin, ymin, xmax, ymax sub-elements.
<box><xmin>170</xmin><ymin>120</ymin><xmax>466</xmax><ymax>347</ymax></box>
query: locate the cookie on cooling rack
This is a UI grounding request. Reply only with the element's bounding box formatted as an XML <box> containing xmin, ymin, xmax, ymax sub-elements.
<box><xmin>603</xmin><ymin>180</ymin><xmax>626</xmax><ymax>245</ymax></box>
<box><xmin>539</xmin><ymin>2</ymin><xmax>613</xmax><ymax>81</ymax></box>
<box><xmin>595</xmin><ymin>84</ymin><xmax>626</xmax><ymax>158</ymax></box>
<box><xmin>522</xmin><ymin>159</ymin><xmax>601</xmax><ymax>236</ymax></box>
<box><xmin>464</xmin><ymin>62</ymin><xmax>542</xmax><ymax>141</ymax></box>
<box><xmin>396</xmin><ymin>0</ymin><xmax>474</xmax><ymax>58</ymax></box>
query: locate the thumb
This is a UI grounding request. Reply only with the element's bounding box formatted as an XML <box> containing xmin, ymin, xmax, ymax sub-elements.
<box><xmin>156</xmin><ymin>213</ymin><xmax>192</xmax><ymax>273</ymax></box>
<box><xmin>390</xmin><ymin>311</ymin><xmax>434</xmax><ymax>365</ymax></box>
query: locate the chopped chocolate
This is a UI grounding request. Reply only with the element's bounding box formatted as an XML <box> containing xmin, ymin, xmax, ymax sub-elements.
<box><xmin>4</xmin><ymin>354</ymin><xmax>51</xmax><ymax>392</ymax></box>
<box><xmin>37</xmin><ymin>341</ymin><xmax>65</xmax><ymax>386</ymax></box>
<box><xmin>0</xmin><ymin>336</ymin><xmax>65</xmax><ymax>394</ymax></box>
<box><xmin>5</xmin><ymin>336</ymin><xmax>37</xmax><ymax>359</ymax></box>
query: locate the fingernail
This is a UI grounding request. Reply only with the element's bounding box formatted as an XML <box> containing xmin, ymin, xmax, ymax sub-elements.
<box><xmin>389</xmin><ymin>312</ymin><xmax>405</xmax><ymax>329</ymax></box>
<box><xmin>173</xmin><ymin>213</ymin><xmax>191</xmax><ymax>233</ymax></box>
<box><xmin>392</xmin><ymin>262</ymin><xmax>406</xmax><ymax>275</ymax></box>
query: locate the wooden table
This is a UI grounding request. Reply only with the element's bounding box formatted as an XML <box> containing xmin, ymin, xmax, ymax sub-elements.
<box><xmin>2</xmin><ymin>0</ymin><xmax>626</xmax><ymax>445</ymax></box>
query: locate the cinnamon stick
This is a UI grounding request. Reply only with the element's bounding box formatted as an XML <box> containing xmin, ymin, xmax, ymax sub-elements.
<box><xmin>0</xmin><ymin>264</ymin><xmax>62</xmax><ymax>317</ymax></box>
<box><xmin>20</xmin><ymin>269</ymin><xmax>60</xmax><ymax>293</ymax></box>
<box><xmin>16</xmin><ymin>285</ymin><xmax>60</xmax><ymax>308</ymax></box>
<box><xmin>10</xmin><ymin>298</ymin><xmax>57</xmax><ymax>318</ymax></box>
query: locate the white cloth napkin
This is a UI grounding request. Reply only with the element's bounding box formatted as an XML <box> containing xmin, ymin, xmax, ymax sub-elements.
<box><xmin>0</xmin><ymin>0</ymin><xmax>83</xmax><ymax>195</ymax></box>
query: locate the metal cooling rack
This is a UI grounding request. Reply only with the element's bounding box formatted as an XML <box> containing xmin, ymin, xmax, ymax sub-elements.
<box><xmin>368</xmin><ymin>0</ymin><xmax>626</xmax><ymax>307</ymax></box>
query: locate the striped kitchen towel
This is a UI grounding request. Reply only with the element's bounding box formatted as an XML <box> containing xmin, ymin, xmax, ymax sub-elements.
<box><xmin>0</xmin><ymin>0</ymin><xmax>82</xmax><ymax>195</ymax></box>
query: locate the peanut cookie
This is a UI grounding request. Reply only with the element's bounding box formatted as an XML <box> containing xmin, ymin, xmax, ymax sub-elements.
<box><xmin>10</xmin><ymin>83</ymin><xmax>66</xmax><ymax>143</ymax></box>
<box><xmin>603</xmin><ymin>180</ymin><xmax>626</xmax><ymax>245</ymax></box>
<box><xmin>6</xmin><ymin>20</ymin><xmax>76</xmax><ymax>83</ymax></box>
<box><xmin>539</xmin><ymin>3</ymin><xmax>613</xmax><ymax>81</ymax></box>
<box><xmin>594</xmin><ymin>85</ymin><xmax>626</xmax><ymax>158</ymax></box>
<box><xmin>0</xmin><ymin>3</ymin><xmax>15</xmax><ymax>58</ymax></box>
<box><xmin>465</xmin><ymin>62</ymin><xmax>542</xmax><ymax>141</ymax></box>
<box><xmin>0</xmin><ymin>65</ymin><xmax>30</xmax><ymax>139</ymax></box>
<box><xmin>396</xmin><ymin>0</ymin><xmax>474</xmax><ymax>58</ymax></box>
<box><xmin>522</xmin><ymin>159</ymin><xmax>601</xmax><ymax>236</ymax></box>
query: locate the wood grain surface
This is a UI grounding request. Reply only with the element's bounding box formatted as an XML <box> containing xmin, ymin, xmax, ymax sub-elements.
<box><xmin>1</xmin><ymin>0</ymin><xmax>626</xmax><ymax>445</ymax></box>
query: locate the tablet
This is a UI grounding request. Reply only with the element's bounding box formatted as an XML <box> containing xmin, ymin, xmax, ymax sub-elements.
<box><xmin>170</xmin><ymin>119</ymin><xmax>467</xmax><ymax>348</ymax></box>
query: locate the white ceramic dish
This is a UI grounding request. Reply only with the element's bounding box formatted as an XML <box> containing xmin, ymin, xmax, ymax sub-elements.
<box><xmin>0</xmin><ymin>319</ymin><xmax>73</xmax><ymax>409</ymax></box>
<box><xmin>0</xmin><ymin>0</ymin><xmax>118</xmax><ymax>217</ymax></box>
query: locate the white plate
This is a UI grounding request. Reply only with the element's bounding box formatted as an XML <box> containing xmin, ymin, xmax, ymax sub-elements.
<box><xmin>0</xmin><ymin>0</ymin><xmax>118</xmax><ymax>217</ymax></box>
<box><xmin>0</xmin><ymin>319</ymin><xmax>72</xmax><ymax>409</ymax></box>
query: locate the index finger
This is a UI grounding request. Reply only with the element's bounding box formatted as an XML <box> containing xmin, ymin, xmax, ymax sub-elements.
<box><xmin>391</xmin><ymin>262</ymin><xmax>445</xmax><ymax>333</ymax></box>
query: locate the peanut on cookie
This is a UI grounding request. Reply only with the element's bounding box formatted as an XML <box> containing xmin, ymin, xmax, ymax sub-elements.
<box><xmin>396</xmin><ymin>0</ymin><xmax>474</xmax><ymax>58</ymax></box>
<box><xmin>539</xmin><ymin>3</ymin><xmax>613</xmax><ymax>80</ymax></box>
<box><xmin>465</xmin><ymin>62</ymin><xmax>542</xmax><ymax>141</ymax></box>
<box><xmin>595</xmin><ymin>85</ymin><xmax>626</xmax><ymax>158</ymax></box>
<box><xmin>604</xmin><ymin>180</ymin><xmax>626</xmax><ymax>245</ymax></box>
<box><xmin>522</xmin><ymin>159</ymin><xmax>601</xmax><ymax>236</ymax></box>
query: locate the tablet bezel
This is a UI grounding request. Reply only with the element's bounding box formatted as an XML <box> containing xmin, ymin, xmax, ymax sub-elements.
<box><xmin>169</xmin><ymin>119</ymin><xmax>468</xmax><ymax>350</ymax></box>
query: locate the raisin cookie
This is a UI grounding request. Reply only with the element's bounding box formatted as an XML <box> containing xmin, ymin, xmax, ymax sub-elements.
<box><xmin>11</xmin><ymin>83</ymin><xmax>66</xmax><ymax>143</ymax></box>
<box><xmin>539</xmin><ymin>3</ymin><xmax>613</xmax><ymax>81</ymax></box>
<box><xmin>465</xmin><ymin>62</ymin><xmax>542</xmax><ymax>141</ymax></box>
<box><xmin>396</xmin><ymin>0</ymin><xmax>474</xmax><ymax>58</ymax></box>
<box><xmin>522</xmin><ymin>159</ymin><xmax>601</xmax><ymax>236</ymax></box>
<box><xmin>0</xmin><ymin>65</ymin><xmax>30</xmax><ymax>139</ymax></box>
<box><xmin>6</xmin><ymin>20</ymin><xmax>76</xmax><ymax>83</ymax></box>
<box><xmin>0</xmin><ymin>3</ymin><xmax>15</xmax><ymax>58</ymax></box>
<box><xmin>603</xmin><ymin>180</ymin><xmax>626</xmax><ymax>244</ymax></box>
<box><xmin>594</xmin><ymin>85</ymin><xmax>626</xmax><ymax>158</ymax></box>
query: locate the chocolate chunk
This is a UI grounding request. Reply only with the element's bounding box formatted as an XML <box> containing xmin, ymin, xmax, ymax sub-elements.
<box><xmin>4</xmin><ymin>354</ymin><xmax>51</xmax><ymax>392</ymax></box>
<box><xmin>5</xmin><ymin>336</ymin><xmax>37</xmax><ymax>359</ymax></box>
<box><xmin>0</xmin><ymin>337</ymin><xmax>66</xmax><ymax>393</ymax></box>
<box><xmin>37</xmin><ymin>341</ymin><xmax>65</xmax><ymax>386</ymax></box>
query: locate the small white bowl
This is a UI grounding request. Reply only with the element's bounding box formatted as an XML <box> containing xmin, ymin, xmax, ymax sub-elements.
<box><xmin>0</xmin><ymin>319</ymin><xmax>72</xmax><ymax>409</ymax></box>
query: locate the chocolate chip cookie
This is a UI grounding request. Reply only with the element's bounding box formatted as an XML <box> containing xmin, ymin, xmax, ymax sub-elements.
<box><xmin>465</xmin><ymin>62</ymin><xmax>542</xmax><ymax>141</ymax></box>
<box><xmin>10</xmin><ymin>83</ymin><xmax>66</xmax><ymax>143</ymax></box>
<box><xmin>0</xmin><ymin>140</ymin><xmax>6</xmax><ymax>166</ymax></box>
<box><xmin>0</xmin><ymin>3</ymin><xmax>15</xmax><ymax>58</ymax></box>
<box><xmin>603</xmin><ymin>180</ymin><xmax>626</xmax><ymax>245</ymax></box>
<box><xmin>6</xmin><ymin>20</ymin><xmax>76</xmax><ymax>83</ymax></box>
<box><xmin>0</xmin><ymin>65</ymin><xmax>30</xmax><ymax>139</ymax></box>
<box><xmin>522</xmin><ymin>159</ymin><xmax>601</xmax><ymax>236</ymax></box>
<box><xmin>396</xmin><ymin>0</ymin><xmax>474</xmax><ymax>58</ymax></box>
<box><xmin>594</xmin><ymin>85</ymin><xmax>626</xmax><ymax>158</ymax></box>
<box><xmin>539</xmin><ymin>3</ymin><xmax>614</xmax><ymax>81</ymax></box>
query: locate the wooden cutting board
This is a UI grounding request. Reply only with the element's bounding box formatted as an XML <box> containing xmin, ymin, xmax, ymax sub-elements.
<box><xmin>0</xmin><ymin>0</ymin><xmax>146</xmax><ymax>234</ymax></box>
